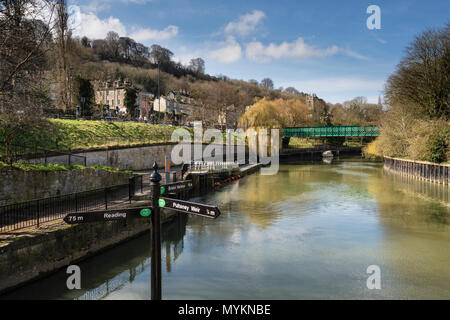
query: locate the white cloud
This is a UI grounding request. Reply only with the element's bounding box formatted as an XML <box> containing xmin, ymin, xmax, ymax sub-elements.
<box><xmin>69</xmin><ymin>5</ymin><xmax>126</xmax><ymax>39</ymax></box>
<box><xmin>129</xmin><ymin>25</ymin><xmax>178</xmax><ymax>42</ymax></box>
<box><xmin>246</xmin><ymin>37</ymin><xmax>367</xmax><ymax>62</ymax></box>
<box><xmin>280</xmin><ymin>77</ymin><xmax>384</xmax><ymax>103</ymax></box>
<box><xmin>208</xmin><ymin>36</ymin><xmax>242</xmax><ymax>63</ymax></box>
<box><xmin>225</xmin><ymin>10</ymin><xmax>266</xmax><ymax>37</ymax></box>
<box><xmin>68</xmin><ymin>5</ymin><xmax>177</xmax><ymax>41</ymax></box>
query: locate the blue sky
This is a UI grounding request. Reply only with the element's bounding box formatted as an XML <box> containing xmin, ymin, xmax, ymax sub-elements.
<box><xmin>68</xmin><ymin>0</ymin><xmax>449</xmax><ymax>103</ymax></box>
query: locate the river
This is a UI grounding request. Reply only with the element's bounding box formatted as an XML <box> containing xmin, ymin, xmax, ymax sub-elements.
<box><xmin>2</xmin><ymin>159</ymin><xmax>449</xmax><ymax>299</ymax></box>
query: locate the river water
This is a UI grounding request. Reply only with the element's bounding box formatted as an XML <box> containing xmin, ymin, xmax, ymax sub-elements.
<box><xmin>3</xmin><ymin>159</ymin><xmax>449</xmax><ymax>299</ymax></box>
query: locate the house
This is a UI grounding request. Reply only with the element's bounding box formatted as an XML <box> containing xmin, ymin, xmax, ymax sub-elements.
<box><xmin>153</xmin><ymin>90</ymin><xmax>196</xmax><ymax>115</ymax></box>
<box><xmin>217</xmin><ymin>105</ymin><xmax>244</xmax><ymax>129</ymax></box>
<box><xmin>136</xmin><ymin>92</ymin><xmax>154</xmax><ymax>118</ymax></box>
<box><xmin>153</xmin><ymin>90</ymin><xmax>198</xmax><ymax>124</ymax></box>
<box><xmin>94</xmin><ymin>79</ymin><xmax>131</xmax><ymax>114</ymax></box>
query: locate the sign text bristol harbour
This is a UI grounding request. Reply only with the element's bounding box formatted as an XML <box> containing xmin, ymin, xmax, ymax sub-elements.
<box><xmin>62</xmin><ymin>162</ymin><xmax>221</xmax><ymax>300</ymax></box>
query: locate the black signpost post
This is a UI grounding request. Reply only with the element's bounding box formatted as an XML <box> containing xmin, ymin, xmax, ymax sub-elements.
<box><xmin>62</xmin><ymin>162</ymin><xmax>221</xmax><ymax>301</ymax></box>
<box><xmin>150</xmin><ymin>163</ymin><xmax>162</xmax><ymax>300</ymax></box>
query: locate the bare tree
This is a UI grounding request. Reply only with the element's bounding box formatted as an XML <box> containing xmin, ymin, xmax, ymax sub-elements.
<box><xmin>385</xmin><ymin>24</ymin><xmax>449</xmax><ymax>119</ymax></box>
<box><xmin>188</xmin><ymin>58</ymin><xmax>205</xmax><ymax>74</ymax></box>
<box><xmin>54</xmin><ymin>0</ymin><xmax>73</xmax><ymax>111</ymax></box>
<box><xmin>260</xmin><ymin>78</ymin><xmax>274</xmax><ymax>89</ymax></box>
<box><xmin>285</xmin><ymin>87</ymin><xmax>300</xmax><ymax>95</ymax></box>
<box><xmin>0</xmin><ymin>0</ymin><xmax>59</xmax><ymax>160</ymax></box>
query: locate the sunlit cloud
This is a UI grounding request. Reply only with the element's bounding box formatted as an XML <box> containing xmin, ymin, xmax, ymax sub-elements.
<box><xmin>208</xmin><ymin>36</ymin><xmax>242</xmax><ymax>63</ymax></box>
<box><xmin>129</xmin><ymin>25</ymin><xmax>178</xmax><ymax>42</ymax></box>
<box><xmin>224</xmin><ymin>10</ymin><xmax>266</xmax><ymax>37</ymax></box>
<box><xmin>68</xmin><ymin>5</ymin><xmax>177</xmax><ymax>41</ymax></box>
<box><xmin>246</xmin><ymin>37</ymin><xmax>367</xmax><ymax>62</ymax></box>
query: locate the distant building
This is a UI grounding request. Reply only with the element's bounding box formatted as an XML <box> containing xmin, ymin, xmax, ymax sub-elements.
<box><xmin>153</xmin><ymin>90</ymin><xmax>197</xmax><ymax>123</ymax></box>
<box><xmin>94</xmin><ymin>79</ymin><xmax>131</xmax><ymax>114</ymax></box>
<box><xmin>136</xmin><ymin>92</ymin><xmax>154</xmax><ymax>118</ymax></box>
<box><xmin>218</xmin><ymin>105</ymin><xmax>243</xmax><ymax>129</ymax></box>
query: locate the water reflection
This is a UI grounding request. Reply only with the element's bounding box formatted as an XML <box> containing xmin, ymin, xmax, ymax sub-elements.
<box><xmin>2</xmin><ymin>159</ymin><xmax>449</xmax><ymax>299</ymax></box>
<box><xmin>2</xmin><ymin>214</ymin><xmax>189</xmax><ymax>300</ymax></box>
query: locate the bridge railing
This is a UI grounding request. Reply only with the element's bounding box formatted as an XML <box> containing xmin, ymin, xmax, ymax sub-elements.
<box><xmin>283</xmin><ymin>126</ymin><xmax>380</xmax><ymax>138</ymax></box>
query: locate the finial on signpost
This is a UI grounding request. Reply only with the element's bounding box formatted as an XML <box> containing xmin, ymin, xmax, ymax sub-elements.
<box><xmin>150</xmin><ymin>162</ymin><xmax>162</xmax><ymax>182</ymax></box>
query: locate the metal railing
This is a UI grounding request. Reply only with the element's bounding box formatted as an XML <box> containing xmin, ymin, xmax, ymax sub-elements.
<box><xmin>0</xmin><ymin>175</ymin><xmax>144</xmax><ymax>233</ymax></box>
<box><xmin>0</xmin><ymin>141</ymin><xmax>87</xmax><ymax>166</ymax></box>
<box><xmin>188</xmin><ymin>161</ymin><xmax>239</xmax><ymax>173</ymax></box>
<box><xmin>283</xmin><ymin>126</ymin><xmax>380</xmax><ymax>138</ymax></box>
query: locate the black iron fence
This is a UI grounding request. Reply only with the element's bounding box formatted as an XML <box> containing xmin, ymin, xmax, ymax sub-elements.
<box><xmin>0</xmin><ymin>141</ymin><xmax>87</xmax><ymax>166</ymax></box>
<box><xmin>0</xmin><ymin>175</ymin><xmax>145</xmax><ymax>233</ymax></box>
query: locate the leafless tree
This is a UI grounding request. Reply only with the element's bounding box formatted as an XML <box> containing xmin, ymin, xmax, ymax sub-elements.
<box><xmin>0</xmin><ymin>0</ymin><xmax>59</xmax><ymax>160</ymax></box>
<box><xmin>385</xmin><ymin>24</ymin><xmax>449</xmax><ymax>119</ymax></box>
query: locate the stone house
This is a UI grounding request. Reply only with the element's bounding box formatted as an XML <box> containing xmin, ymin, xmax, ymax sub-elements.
<box><xmin>94</xmin><ymin>79</ymin><xmax>131</xmax><ymax>114</ymax></box>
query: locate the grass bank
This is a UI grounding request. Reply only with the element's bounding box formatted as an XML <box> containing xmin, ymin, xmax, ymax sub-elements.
<box><xmin>1</xmin><ymin>119</ymin><xmax>191</xmax><ymax>154</ymax></box>
<box><xmin>0</xmin><ymin>161</ymin><xmax>133</xmax><ymax>173</ymax></box>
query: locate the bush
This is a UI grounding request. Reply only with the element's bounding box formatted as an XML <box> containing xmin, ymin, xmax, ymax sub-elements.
<box><xmin>363</xmin><ymin>139</ymin><xmax>383</xmax><ymax>160</ymax></box>
<box><xmin>426</xmin><ymin>126</ymin><xmax>449</xmax><ymax>163</ymax></box>
<box><xmin>374</xmin><ymin>110</ymin><xmax>449</xmax><ymax>163</ymax></box>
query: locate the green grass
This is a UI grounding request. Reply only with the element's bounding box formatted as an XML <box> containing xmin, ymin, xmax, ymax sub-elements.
<box><xmin>51</xmin><ymin>119</ymin><xmax>186</xmax><ymax>151</ymax></box>
<box><xmin>0</xmin><ymin>119</ymin><xmax>193</xmax><ymax>154</ymax></box>
<box><xmin>288</xmin><ymin>137</ymin><xmax>323</xmax><ymax>148</ymax></box>
<box><xmin>0</xmin><ymin>161</ymin><xmax>133</xmax><ymax>173</ymax></box>
<box><xmin>288</xmin><ymin>137</ymin><xmax>363</xmax><ymax>149</ymax></box>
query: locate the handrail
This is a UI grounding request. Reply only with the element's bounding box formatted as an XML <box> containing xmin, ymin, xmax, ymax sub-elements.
<box><xmin>0</xmin><ymin>140</ymin><xmax>87</xmax><ymax>165</ymax></box>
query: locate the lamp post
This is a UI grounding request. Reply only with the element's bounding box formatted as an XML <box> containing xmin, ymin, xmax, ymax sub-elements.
<box><xmin>81</xmin><ymin>97</ymin><xmax>86</xmax><ymax>118</ymax></box>
<box><xmin>157</xmin><ymin>60</ymin><xmax>160</xmax><ymax>124</ymax></box>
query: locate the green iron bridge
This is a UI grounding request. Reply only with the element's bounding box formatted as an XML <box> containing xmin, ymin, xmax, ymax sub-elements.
<box><xmin>282</xmin><ymin>126</ymin><xmax>380</xmax><ymax>138</ymax></box>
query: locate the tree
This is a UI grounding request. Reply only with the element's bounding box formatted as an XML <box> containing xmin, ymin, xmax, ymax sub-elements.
<box><xmin>124</xmin><ymin>87</ymin><xmax>138</xmax><ymax>118</ymax></box>
<box><xmin>188</xmin><ymin>58</ymin><xmax>205</xmax><ymax>74</ymax></box>
<box><xmin>385</xmin><ymin>24</ymin><xmax>450</xmax><ymax>119</ymax></box>
<box><xmin>0</xmin><ymin>0</ymin><xmax>59</xmax><ymax>160</ymax></box>
<box><xmin>81</xmin><ymin>36</ymin><xmax>91</xmax><ymax>48</ymax></box>
<box><xmin>260</xmin><ymin>78</ymin><xmax>274</xmax><ymax>89</ymax></box>
<box><xmin>74</xmin><ymin>76</ymin><xmax>94</xmax><ymax>116</ymax></box>
<box><xmin>0</xmin><ymin>0</ymin><xmax>54</xmax><ymax>97</ymax></box>
<box><xmin>150</xmin><ymin>44</ymin><xmax>173</xmax><ymax>65</ymax></box>
<box><xmin>285</xmin><ymin>87</ymin><xmax>300</xmax><ymax>95</ymax></box>
<box><xmin>105</xmin><ymin>31</ymin><xmax>120</xmax><ymax>60</ymax></box>
<box><xmin>239</xmin><ymin>98</ymin><xmax>312</xmax><ymax>129</ymax></box>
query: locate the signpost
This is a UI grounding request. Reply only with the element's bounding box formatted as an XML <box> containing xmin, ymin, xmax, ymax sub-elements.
<box><xmin>63</xmin><ymin>207</ymin><xmax>152</xmax><ymax>224</ymax></box>
<box><xmin>62</xmin><ymin>162</ymin><xmax>221</xmax><ymax>301</ymax></box>
<box><xmin>160</xmin><ymin>180</ymin><xmax>193</xmax><ymax>195</ymax></box>
<box><xmin>159</xmin><ymin>197</ymin><xmax>220</xmax><ymax>219</ymax></box>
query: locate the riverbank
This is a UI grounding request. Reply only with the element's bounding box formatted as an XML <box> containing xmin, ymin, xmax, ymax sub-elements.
<box><xmin>0</xmin><ymin>162</ymin><xmax>261</xmax><ymax>295</ymax></box>
<box><xmin>4</xmin><ymin>160</ymin><xmax>448</xmax><ymax>300</ymax></box>
<box><xmin>384</xmin><ymin>156</ymin><xmax>450</xmax><ymax>185</ymax></box>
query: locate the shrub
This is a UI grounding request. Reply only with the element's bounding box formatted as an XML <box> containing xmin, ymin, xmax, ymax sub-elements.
<box><xmin>363</xmin><ymin>139</ymin><xmax>383</xmax><ymax>160</ymax></box>
<box><xmin>426</xmin><ymin>125</ymin><xmax>449</xmax><ymax>163</ymax></box>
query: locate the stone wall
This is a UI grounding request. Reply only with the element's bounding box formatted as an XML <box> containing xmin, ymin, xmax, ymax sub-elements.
<box><xmin>0</xmin><ymin>169</ymin><xmax>131</xmax><ymax>204</ymax></box>
<box><xmin>30</xmin><ymin>143</ymin><xmax>249</xmax><ymax>171</ymax></box>
<box><xmin>0</xmin><ymin>209</ymin><xmax>177</xmax><ymax>294</ymax></box>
